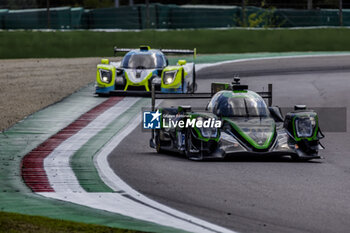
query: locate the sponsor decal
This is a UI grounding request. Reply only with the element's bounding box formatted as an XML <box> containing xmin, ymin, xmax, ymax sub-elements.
<box><xmin>162</xmin><ymin>116</ymin><xmax>221</xmax><ymax>129</ymax></box>
<box><xmin>143</xmin><ymin>110</ymin><xmax>222</xmax><ymax>129</ymax></box>
<box><xmin>143</xmin><ymin>110</ymin><xmax>161</xmax><ymax>129</ymax></box>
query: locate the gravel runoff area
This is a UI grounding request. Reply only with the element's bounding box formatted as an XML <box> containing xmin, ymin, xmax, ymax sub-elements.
<box><xmin>0</xmin><ymin>57</ymin><xmax>117</xmax><ymax>131</ymax></box>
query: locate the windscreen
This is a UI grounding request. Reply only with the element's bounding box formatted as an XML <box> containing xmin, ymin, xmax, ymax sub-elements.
<box><xmin>209</xmin><ymin>92</ymin><xmax>269</xmax><ymax>117</ymax></box>
<box><xmin>122</xmin><ymin>53</ymin><xmax>165</xmax><ymax>69</ymax></box>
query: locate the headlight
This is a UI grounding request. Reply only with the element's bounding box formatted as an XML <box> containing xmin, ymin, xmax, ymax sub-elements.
<box><xmin>200</xmin><ymin>127</ymin><xmax>218</xmax><ymax>138</ymax></box>
<box><xmin>196</xmin><ymin>117</ymin><xmax>218</xmax><ymax>138</ymax></box>
<box><xmin>295</xmin><ymin>117</ymin><xmax>315</xmax><ymax>137</ymax></box>
<box><xmin>99</xmin><ymin>69</ymin><xmax>112</xmax><ymax>84</ymax></box>
<box><xmin>163</xmin><ymin>70</ymin><xmax>177</xmax><ymax>85</ymax></box>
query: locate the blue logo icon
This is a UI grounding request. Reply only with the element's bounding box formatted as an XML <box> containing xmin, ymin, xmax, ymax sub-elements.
<box><xmin>143</xmin><ymin>110</ymin><xmax>161</xmax><ymax>129</ymax></box>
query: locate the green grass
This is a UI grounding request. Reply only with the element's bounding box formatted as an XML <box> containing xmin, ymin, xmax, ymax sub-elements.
<box><xmin>0</xmin><ymin>211</ymin><xmax>140</xmax><ymax>233</ymax></box>
<box><xmin>1</xmin><ymin>28</ymin><xmax>350</xmax><ymax>58</ymax></box>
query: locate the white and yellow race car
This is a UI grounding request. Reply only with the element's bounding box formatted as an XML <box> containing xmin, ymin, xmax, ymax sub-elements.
<box><xmin>95</xmin><ymin>45</ymin><xmax>196</xmax><ymax>96</ymax></box>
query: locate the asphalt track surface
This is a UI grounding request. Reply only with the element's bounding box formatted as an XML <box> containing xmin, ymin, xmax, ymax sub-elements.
<box><xmin>109</xmin><ymin>56</ymin><xmax>350</xmax><ymax>233</ymax></box>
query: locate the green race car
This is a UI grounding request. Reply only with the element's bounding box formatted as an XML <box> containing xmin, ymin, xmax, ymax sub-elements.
<box><xmin>150</xmin><ymin>80</ymin><xmax>325</xmax><ymax>161</ymax></box>
<box><xmin>95</xmin><ymin>45</ymin><xmax>196</xmax><ymax>96</ymax></box>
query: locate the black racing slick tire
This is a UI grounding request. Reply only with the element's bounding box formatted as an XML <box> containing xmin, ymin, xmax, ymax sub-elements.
<box><xmin>184</xmin><ymin>130</ymin><xmax>192</xmax><ymax>158</ymax></box>
<box><xmin>185</xmin><ymin>129</ymin><xmax>202</xmax><ymax>161</ymax></box>
<box><xmin>155</xmin><ymin>133</ymin><xmax>163</xmax><ymax>154</ymax></box>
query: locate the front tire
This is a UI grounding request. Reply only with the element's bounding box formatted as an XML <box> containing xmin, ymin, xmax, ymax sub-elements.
<box><xmin>115</xmin><ymin>77</ymin><xmax>126</xmax><ymax>90</ymax></box>
<box><xmin>155</xmin><ymin>133</ymin><xmax>163</xmax><ymax>154</ymax></box>
<box><xmin>185</xmin><ymin>129</ymin><xmax>202</xmax><ymax>161</ymax></box>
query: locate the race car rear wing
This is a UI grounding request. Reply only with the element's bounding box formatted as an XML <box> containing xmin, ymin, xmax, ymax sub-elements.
<box><xmin>160</xmin><ymin>48</ymin><xmax>196</xmax><ymax>59</ymax></box>
<box><xmin>114</xmin><ymin>46</ymin><xmax>196</xmax><ymax>59</ymax></box>
<box><xmin>113</xmin><ymin>47</ymin><xmax>134</xmax><ymax>55</ymax></box>
<box><xmin>110</xmin><ymin>90</ymin><xmax>211</xmax><ymax>99</ymax></box>
<box><xmin>110</xmin><ymin>82</ymin><xmax>273</xmax><ymax>111</ymax></box>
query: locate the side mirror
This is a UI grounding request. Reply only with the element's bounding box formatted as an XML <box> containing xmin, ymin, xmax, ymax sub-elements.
<box><xmin>101</xmin><ymin>58</ymin><xmax>109</xmax><ymax>65</ymax></box>
<box><xmin>177</xmin><ymin>60</ymin><xmax>187</xmax><ymax>66</ymax></box>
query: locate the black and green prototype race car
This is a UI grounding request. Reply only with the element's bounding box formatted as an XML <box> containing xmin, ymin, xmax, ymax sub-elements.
<box><xmin>150</xmin><ymin>80</ymin><xmax>324</xmax><ymax>161</ymax></box>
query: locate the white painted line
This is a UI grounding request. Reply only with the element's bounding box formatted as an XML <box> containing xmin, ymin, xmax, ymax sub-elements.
<box><xmin>39</xmin><ymin>95</ymin><xmax>235</xmax><ymax>232</ymax></box>
<box><xmin>38</xmin><ymin>99</ymin><xmax>235</xmax><ymax>233</ymax></box>
<box><xmin>94</xmin><ymin>114</ymin><xmax>149</xmax><ymax>193</ymax></box>
<box><xmin>40</xmin><ymin>191</ymin><xmax>232</xmax><ymax>233</ymax></box>
<box><xmin>93</xmin><ymin>110</ymin><xmax>236</xmax><ymax>233</ymax></box>
<box><xmin>44</xmin><ymin>97</ymin><xmax>140</xmax><ymax>192</ymax></box>
<box><xmin>195</xmin><ymin>53</ymin><xmax>350</xmax><ymax>73</ymax></box>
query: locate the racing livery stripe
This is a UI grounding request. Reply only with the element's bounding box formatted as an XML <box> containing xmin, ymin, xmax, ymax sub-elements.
<box><xmin>21</xmin><ymin>97</ymin><xmax>124</xmax><ymax>192</ymax></box>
